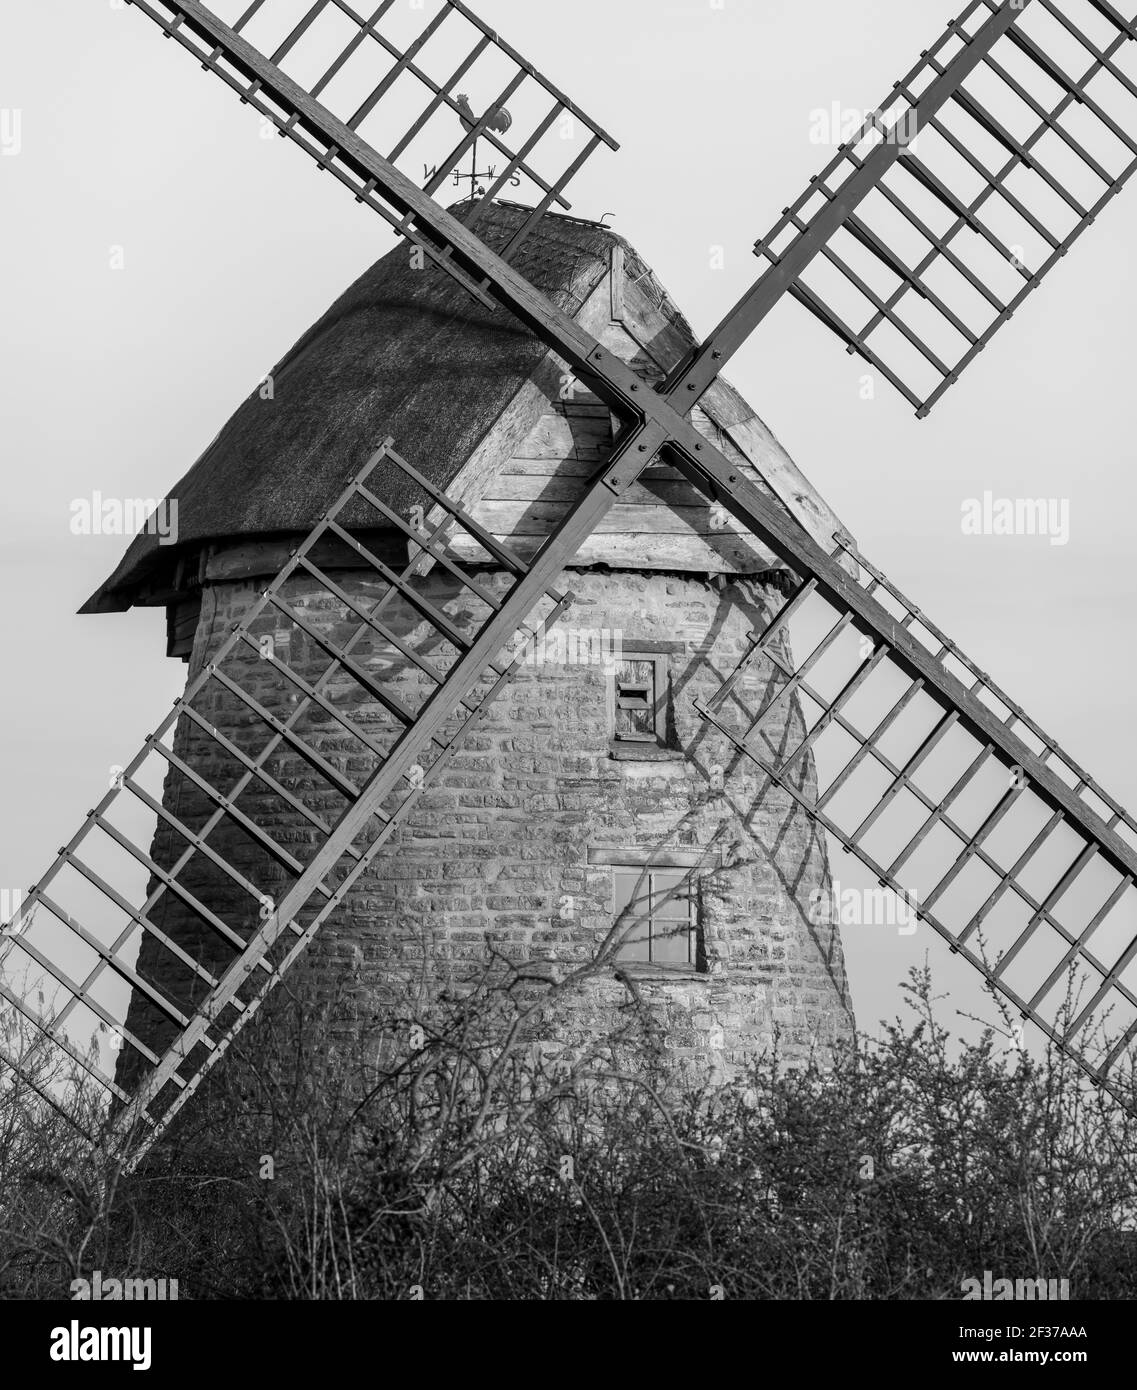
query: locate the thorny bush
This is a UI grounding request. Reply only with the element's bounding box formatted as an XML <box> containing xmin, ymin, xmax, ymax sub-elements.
<box><xmin>1</xmin><ymin>965</ymin><xmax>1134</xmax><ymax>1300</ymax></box>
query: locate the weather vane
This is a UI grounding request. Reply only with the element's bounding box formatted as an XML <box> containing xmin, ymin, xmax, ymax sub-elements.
<box><xmin>450</xmin><ymin>92</ymin><xmax>516</xmax><ymax>199</ymax></box>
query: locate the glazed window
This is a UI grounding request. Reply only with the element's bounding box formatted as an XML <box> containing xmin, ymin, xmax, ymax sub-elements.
<box><xmin>612</xmin><ymin>867</ymin><xmax>702</xmax><ymax>970</ymax></box>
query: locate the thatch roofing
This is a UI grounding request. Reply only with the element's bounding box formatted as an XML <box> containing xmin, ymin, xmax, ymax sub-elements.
<box><xmin>82</xmin><ymin>202</ymin><xmax>847</xmax><ymax>614</ymax></box>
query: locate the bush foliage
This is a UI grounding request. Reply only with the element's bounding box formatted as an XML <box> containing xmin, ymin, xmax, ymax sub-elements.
<box><xmin>2</xmin><ymin>966</ymin><xmax>1135</xmax><ymax>1300</ymax></box>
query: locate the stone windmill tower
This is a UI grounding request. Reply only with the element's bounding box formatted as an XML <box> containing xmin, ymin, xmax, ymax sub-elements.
<box><xmin>10</xmin><ymin>0</ymin><xmax>1137</xmax><ymax>1163</ymax></box>
<box><xmin>83</xmin><ymin>203</ymin><xmax>857</xmax><ymax>1090</ymax></box>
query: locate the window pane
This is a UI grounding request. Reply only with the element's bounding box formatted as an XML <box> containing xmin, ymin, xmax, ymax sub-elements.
<box><xmin>614</xmin><ymin>870</ymin><xmax>652</xmax><ymax>962</ymax></box>
<box><xmin>620</xmin><ymin>924</ymin><xmax>653</xmax><ymax>962</ymax></box>
<box><xmin>614</xmin><ymin>869</ymin><xmax>652</xmax><ymax>917</ymax></box>
<box><xmin>612</xmin><ymin>867</ymin><xmax>697</xmax><ymax>967</ymax></box>
<box><xmin>649</xmin><ymin>871</ymin><xmax>690</xmax><ymax>917</ymax></box>
<box><xmin>651</xmin><ymin>917</ymin><xmax>691</xmax><ymax>965</ymax></box>
<box><xmin>651</xmin><ymin>871</ymin><xmax>693</xmax><ymax>965</ymax></box>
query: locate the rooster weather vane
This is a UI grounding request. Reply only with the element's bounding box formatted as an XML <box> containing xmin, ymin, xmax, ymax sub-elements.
<box><xmin>454</xmin><ymin>93</ymin><xmax>514</xmax><ymax>198</ymax></box>
<box><xmin>424</xmin><ymin>94</ymin><xmax>517</xmax><ymax>200</ymax></box>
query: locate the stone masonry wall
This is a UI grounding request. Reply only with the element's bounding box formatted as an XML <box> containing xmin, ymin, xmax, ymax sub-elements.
<box><xmin>117</xmin><ymin>564</ymin><xmax>854</xmax><ymax>1099</ymax></box>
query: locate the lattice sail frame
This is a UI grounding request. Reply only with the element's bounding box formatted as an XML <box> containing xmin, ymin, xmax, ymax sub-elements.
<box><xmin>751</xmin><ymin>0</ymin><xmax>1137</xmax><ymax>414</ymax></box>
<box><xmin>1</xmin><ymin>442</ymin><xmax>570</xmax><ymax>1148</ymax></box>
<box><xmin>128</xmin><ymin>0</ymin><xmax>618</xmax><ymax>304</ymax></box>
<box><xmin>9</xmin><ymin>0</ymin><xmax>1137</xmax><ymax>1158</ymax></box>
<box><xmin>698</xmin><ymin>540</ymin><xmax>1137</xmax><ymax>1101</ymax></box>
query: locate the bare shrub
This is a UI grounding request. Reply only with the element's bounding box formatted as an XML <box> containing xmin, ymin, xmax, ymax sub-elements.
<box><xmin>1</xmin><ymin>963</ymin><xmax>1135</xmax><ymax>1300</ymax></box>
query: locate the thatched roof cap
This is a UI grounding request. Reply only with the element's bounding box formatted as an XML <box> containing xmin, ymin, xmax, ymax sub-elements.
<box><xmin>82</xmin><ymin>202</ymin><xmax>847</xmax><ymax>613</ymax></box>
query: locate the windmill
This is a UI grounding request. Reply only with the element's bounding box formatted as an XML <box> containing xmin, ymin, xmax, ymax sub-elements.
<box><xmin>5</xmin><ymin>0</ymin><xmax>1137</xmax><ymax>1167</ymax></box>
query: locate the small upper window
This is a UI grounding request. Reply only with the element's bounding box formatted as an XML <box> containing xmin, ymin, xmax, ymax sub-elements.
<box><xmin>609</xmin><ymin>654</ymin><xmax>668</xmax><ymax>748</ymax></box>
<box><xmin>614</xmin><ymin>660</ymin><xmax>658</xmax><ymax>740</ymax></box>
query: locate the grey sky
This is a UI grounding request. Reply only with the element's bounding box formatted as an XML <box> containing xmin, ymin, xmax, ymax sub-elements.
<box><xmin>2</xmin><ymin>0</ymin><xmax>1135</xmax><ymax>1045</ymax></box>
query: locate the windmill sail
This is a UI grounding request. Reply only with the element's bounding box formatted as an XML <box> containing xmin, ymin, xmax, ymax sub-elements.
<box><xmin>698</xmin><ymin>534</ymin><xmax>1137</xmax><ymax>1107</ymax></box>
<box><xmin>750</xmin><ymin>0</ymin><xmax>1137</xmax><ymax>414</ymax></box>
<box><xmin>8</xmin><ymin>425</ymin><xmax>1137</xmax><ymax>1152</ymax></box>
<box><xmin>126</xmin><ymin>0</ymin><xmax>618</xmax><ymax>304</ymax></box>
<box><xmin>1</xmin><ymin>442</ymin><xmax>571</xmax><ymax>1153</ymax></box>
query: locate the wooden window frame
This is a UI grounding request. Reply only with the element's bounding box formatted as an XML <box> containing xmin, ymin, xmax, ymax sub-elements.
<box><xmin>606</xmin><ymin>640</ymin><xmax>684</xmax><ymax>754</ymax></box>
<box><xmin>600</xmin><ymin>856</ymin><xmax>710</xmax><ymax>975</ymax></box>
